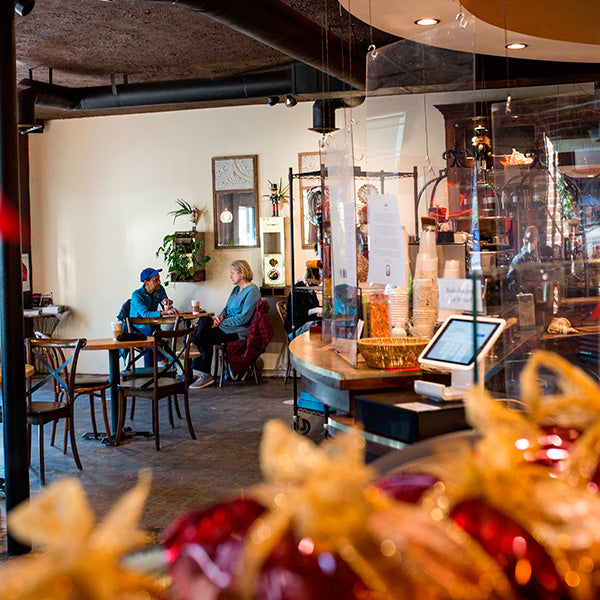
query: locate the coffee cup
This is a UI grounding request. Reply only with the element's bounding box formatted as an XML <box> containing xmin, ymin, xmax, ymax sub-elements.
<box><xmin>111</xmin><ymin>321</ymin><xmax>123</xmax><ymax>340</ymax></box>
<box><xmin>191</xmin><ymin>300</ymin><xmax>200</xmax><ymax>314</ymax></box>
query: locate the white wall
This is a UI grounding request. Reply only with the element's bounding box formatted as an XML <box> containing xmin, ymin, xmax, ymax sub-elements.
<box><xmin>29</xmin><ymin>102</ymin><xmax>325</xmax><ymax>372</ymax></box>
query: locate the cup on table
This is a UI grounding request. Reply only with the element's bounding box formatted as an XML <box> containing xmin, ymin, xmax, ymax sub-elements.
<box><xmin>191</xmin><ymin>300</ymin><xmax>200</xmax><ymax>314</ymax></box>
<box><xmin>111</xmin><ymin>320</ymin><xmax>123</xmax><ymax>340</ymax></box>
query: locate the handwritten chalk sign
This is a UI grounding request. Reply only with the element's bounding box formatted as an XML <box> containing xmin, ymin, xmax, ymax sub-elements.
<box><xmin>438</xmin><ymin>278</ymin><xmax>484</xmax><ymax>313</ymax></box>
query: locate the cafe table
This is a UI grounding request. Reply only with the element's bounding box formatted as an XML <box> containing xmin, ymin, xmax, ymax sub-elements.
<box><xmin>82</xmin><ymin>337</ymin><xmax>153</xmax><ymax>435</ymax></box>
<box><xmin>0</xmin><ymin>364</ymin><xmax>35</xmax><ymax>383</ymax></box>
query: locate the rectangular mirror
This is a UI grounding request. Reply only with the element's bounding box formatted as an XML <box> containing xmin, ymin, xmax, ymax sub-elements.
<box><xmin>212</xmin><ymin>155</ymin><xmax>259</xmax><ymax>248</ymax></box>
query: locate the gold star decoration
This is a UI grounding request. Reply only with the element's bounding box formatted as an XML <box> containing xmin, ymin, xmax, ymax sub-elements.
<box><xmin>0</xmin><ymin>470</ymin><xmax>165</xmax><ymax>600</ymax></box>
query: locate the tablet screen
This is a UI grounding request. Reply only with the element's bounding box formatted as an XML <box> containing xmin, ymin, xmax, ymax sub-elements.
<box><xmin>421</xmin><ymin>318</ymin><xmax>501</xmax><ymax>366</ymax></box>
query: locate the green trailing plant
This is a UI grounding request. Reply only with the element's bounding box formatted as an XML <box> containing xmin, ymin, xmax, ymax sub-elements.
<box><xmin>156</xmin><ymin>200</ymin><xmax>210</xmax><ymax>284</ymax></box>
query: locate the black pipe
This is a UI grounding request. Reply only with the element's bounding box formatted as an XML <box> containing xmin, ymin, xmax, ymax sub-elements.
<box><xmin>19</xmin><ymin>63</ymin><xmax>354</xmax><ymax>114</ymax></box>
<box><xmin>77</xmin><ymin>69</ymin><xmax>295</xmax><ymax>110</ymax></box>
<box><xmin>147</xmin><ymin>0</ymin><xmax>365</xmax><ymax>90</ymax></box>
<box><xmin>309</xmin><ymin>98</ymin><xmax>346</xmax><ymax>133</ymax></box>
<box><xmin>0</xmin><ymin>0</ymin><xmax>30</xmax><ymax>555</ymax></box>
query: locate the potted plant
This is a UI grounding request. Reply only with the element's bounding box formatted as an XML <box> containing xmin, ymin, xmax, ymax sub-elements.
<box><xmin>156</xmin><ymin>199</ymin><xmax>210</xmax><ymax>284</ymax></box>
<box><xmin>168</xmin><ymin>198</ymin><xmax>201</xmax><ymax>231</ymax></box>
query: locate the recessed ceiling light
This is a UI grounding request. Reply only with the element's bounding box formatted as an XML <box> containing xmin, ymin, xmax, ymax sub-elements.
<box><xmin>506</xmin><ymin>42</ymin><xmax>528</xmax><ymax>50</ymax></box>
<box><xmin>415</xmin><ymin>18</ymin><xmax>440</xmax><ymax>26</ymax></box>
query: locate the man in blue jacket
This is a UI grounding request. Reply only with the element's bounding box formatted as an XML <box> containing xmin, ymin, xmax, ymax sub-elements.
<box><xmin>130</xmin><ymin>267</ymin><xmax>178</xmax><ymax>365</ymax></box>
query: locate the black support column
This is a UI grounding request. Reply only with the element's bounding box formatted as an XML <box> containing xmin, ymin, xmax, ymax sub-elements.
<box><xmin>0</xmin><ymin>0</ymin><xmax>30</xmax><ymax>555</ymax></box>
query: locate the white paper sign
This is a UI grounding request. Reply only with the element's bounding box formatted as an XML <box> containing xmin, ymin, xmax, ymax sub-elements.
<box><xmin>438</xmin><ymin>278</ymin><xmax>484</xmax><ymax>313</ymax></box>
<box><xmin>366</xmin><ymin>194</ymin><xmax>405</xmax><ymax>286</ymax></box>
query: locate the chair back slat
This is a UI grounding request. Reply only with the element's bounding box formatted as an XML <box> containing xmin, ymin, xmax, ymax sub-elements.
<box><xmin>26</xmin><ymin>338</ymin><xmax>86</xmax><ymax>401</ymax></box>
<box><xmin>123</xmin><ymin>316</ymin><xmax>180</xmax><ymax>376</ymax></box>
<box><xmin>276</xmin><ymin>300</ymin><xmax>287</xmax><ymax>326</ymax></box>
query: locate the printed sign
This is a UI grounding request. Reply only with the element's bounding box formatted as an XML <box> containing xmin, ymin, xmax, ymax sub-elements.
<box><xmin>438</xmin><ymin>278</ymin><xmax>484</xmax><ymax>313</ymax></box>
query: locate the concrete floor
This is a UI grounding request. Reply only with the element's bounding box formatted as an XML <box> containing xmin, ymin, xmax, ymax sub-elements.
<box><xmin>0</xmin><ymin>376</ymin><xmax>327</xmax><ymax>557</ymax></box>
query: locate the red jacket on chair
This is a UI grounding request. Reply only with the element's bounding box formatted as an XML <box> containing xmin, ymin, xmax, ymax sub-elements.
<box><xmin>226</xmin><ymin>300</ymin><xmax>273</xmax><ymax>375</ymax></box>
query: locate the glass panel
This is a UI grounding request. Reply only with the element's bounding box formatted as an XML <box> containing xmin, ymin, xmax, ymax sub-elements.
<box><xmin>212</xmin><ymin>156</ymin><xmax>259</xmax><ymax>247</ymax></box>
<box><xmin>323</xmin><ymin>115</ymin><xmax>360</xmax><ymax>366</ymax></box>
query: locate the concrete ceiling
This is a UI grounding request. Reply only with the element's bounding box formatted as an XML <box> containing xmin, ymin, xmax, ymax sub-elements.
<box><xmin>15</xmin><ymin>0</ymin><xmax>397</xmax><ymax>120</ymax></box>
<box><xmin>14</xmin><ymin>0</ymin><xmax>600</xmax><ymax>124</ymax></box>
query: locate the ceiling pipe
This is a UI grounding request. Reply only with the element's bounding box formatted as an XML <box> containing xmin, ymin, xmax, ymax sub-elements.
<box><xmin>19</xmin><ymin>62</ymin><xmax>352</xmax><ymax>113</ymax></box>
<box><xmin>144</xmin><ymin>0</ymin><xmax>366</xmax><ymax>90</ymax></box>
<box><xmin>309</xmin><ymin>96</ymin><xmax>364</xmax><ymax>134</ymax></box>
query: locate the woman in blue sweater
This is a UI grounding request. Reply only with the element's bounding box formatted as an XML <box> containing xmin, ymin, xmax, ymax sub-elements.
<box><xmin>190</xmin><ymin>260</ymin><xmax>261</xmax><ymax>389</ymax></box>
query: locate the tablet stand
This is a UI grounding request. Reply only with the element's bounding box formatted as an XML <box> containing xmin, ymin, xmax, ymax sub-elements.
<box><xmin>414</xmin><ymin>357</ymin><xmax>486</xmax><ymax>402</ymax></box>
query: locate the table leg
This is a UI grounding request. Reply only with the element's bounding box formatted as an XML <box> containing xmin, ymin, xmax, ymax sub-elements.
<box><xmin>83</xmin><ymin>348</ymin><xmax>121</xmax><ymax>443</ymax></box>
<box><xmin>108</xmin><ymin>348</ymin><xmax>120</xmax><ymax>434</ymax></box>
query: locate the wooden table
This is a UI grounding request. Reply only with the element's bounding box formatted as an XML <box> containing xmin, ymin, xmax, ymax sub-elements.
<box><xmin>289</xmin><ymin>332</ymin><xmax>421</xmax><ymax>413</ymax></box>
<box><xmin>83</xmin><ymin>337</ymin><xmax>153</xmax><ymax>433</ymax></box>
<box><xmin>0</xmin><ymin>364</ymin><xmax>35</xmax><ymax>383</ymax></box>
<box><xmin>127</xmin><ymin>312</ymin><xmax>212</xmax><ymax>327</ymax></box>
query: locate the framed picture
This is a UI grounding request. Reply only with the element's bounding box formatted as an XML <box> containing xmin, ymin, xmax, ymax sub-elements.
<box><xmin>298</xmin><ymin>152</ymin><xmax>321</xmax><ymax>249</ymax></box>
<box><xmin>22</xmin><ymin>253</ymin><xmax>30</xmax><ymax>292</ymax></box>
<box><xmin>212</xmin><ymin>155</ymin><xmax>259</xmax><ymax>248</ymax></box>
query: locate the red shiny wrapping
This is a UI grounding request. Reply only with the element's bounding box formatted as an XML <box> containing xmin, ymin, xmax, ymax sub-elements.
<box><xmin>451</xmin><ymin>498</ymin><xmax>569</xmax><ymax>600</ymax></box>
<box><xmin>375</xmin><ymin>472</ymin><xmax>438</xmax><ymax>504</ymax></box>
<box><xmin>162</xmin><ymin>498</ymin><xmax>373</xmax><ymax>600</ymax></box>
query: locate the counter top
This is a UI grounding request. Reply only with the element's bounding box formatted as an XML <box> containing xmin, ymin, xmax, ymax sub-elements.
<box><xmin>289</xmin><ymin>332</ymin><xmax>421</xmax><ymax>391</ymax></box>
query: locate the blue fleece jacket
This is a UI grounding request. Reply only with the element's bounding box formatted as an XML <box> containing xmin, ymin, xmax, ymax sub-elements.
<box><xmin>219</xmin><ymin>283</ymin><xmax>261</xmax><ymax>339</ymax></box>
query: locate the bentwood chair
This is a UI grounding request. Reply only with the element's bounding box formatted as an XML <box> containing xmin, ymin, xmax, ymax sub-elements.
<box><xmin>116</xmin><ymin>324</ymin><xmax>198</xmax><ymax>450</ymax></box>
<box><xmin>276</xmin><ymin>300</ymin><xmax>292</xmax><ymax>384</ymax></box>
<box><xmin>123</xmin><ymin>315</ymin><xmax>181</xmax><ymax>422</ymax></box>
<box><xmin>25</xmin><ymin>337</ymin><xmax>85</xmax><ymax>484</ymax></box>
<box><xmin>35</xmin><ymin>331</ymin><xmax>113</xmax><ymax>445</ymax></box>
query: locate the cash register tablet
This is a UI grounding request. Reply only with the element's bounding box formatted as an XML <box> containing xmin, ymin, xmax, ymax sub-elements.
<box><xmin>414</xmin><ymin>315</ymin><xmax>505</xmax><ymax>401</ymax></box>
<box><xmin>419</xmin><ymin>315</ymin><xmax>505</xmax><ymax>371</ymax></box>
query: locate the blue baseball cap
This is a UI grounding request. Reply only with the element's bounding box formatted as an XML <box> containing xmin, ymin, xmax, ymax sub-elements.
<box><xmin>140</xmin><ymin>267</ymin><xmax>162</xmax><ymax>282</ymax></box>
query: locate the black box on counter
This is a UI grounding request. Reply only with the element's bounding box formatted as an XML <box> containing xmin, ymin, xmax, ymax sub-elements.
<box><xmin>354</xmin><ymin>392</ymin><xmax>469</xmax><ymax>444</ymax></box>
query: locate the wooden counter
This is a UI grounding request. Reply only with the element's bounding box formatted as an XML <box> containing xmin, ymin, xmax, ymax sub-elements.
<box><xmin>289</xmin><ymin>332</ymin><xmax>420</xmax><ymax>413</ymax></box>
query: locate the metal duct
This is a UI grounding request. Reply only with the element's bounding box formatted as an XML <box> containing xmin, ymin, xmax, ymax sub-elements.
<box><xmin>77</xmin><ymin>68</ymin><xmax>295</xmax><ymax>110</ymax></box>
<box><xmin>309</xmin><ymin>96</ymin><xmax>364</xmax><ymax>134</ymax></box>
<box><xmin>310</xmin><ymin>98</ymin><xmax>345</xmax><ymax>133</ymax></box>
<box><xmin>147</xmin><ymin>0</ymin><xmax>366</xmax><ymax>90</ymax></box>
<box><xmin>19</xmin><ymin>62</ymin><xmax>352</xmax><ymax>113</ymax></box>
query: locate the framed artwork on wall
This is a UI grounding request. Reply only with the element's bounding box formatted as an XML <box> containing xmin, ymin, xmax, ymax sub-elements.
<box><xmin>212</xmin><ymin>155</ymin><xmax>259</xmax><ymax>248</ymax></box>
<box><xmin>298</xmin><ymin>151</ymin><xmax>321</xmax><ymax>249</ymax></box>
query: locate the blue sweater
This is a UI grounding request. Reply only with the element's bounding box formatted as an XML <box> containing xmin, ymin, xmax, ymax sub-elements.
<box><xmin>219</xmin><ymin>284</ymin><xmax>261</xmax><ymax>339</ymax></box>
<box><xmin>130</xmin><ymin>284</ymin><xmax>168</xmax><ymax>319</ymax></box>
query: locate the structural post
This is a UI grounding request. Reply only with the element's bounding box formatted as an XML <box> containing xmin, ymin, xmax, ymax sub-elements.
<box><xmin>0</xmin><ymin>0</ymin><xmax>31</xmax><ymax>555</ymax></box>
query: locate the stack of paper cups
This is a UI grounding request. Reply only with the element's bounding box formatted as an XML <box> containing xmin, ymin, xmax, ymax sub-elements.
<box><xmin>412</xmin><ymin>279</ymin><xmax>437</xmax><ymax>338</ymax></box>
<box><xmin>438</xmin><ymin>259</ymin><xmax>461</xmax><ymax>322</ymax></box>
<box><xmin>387</xmin><ymin>286</ymin><xmax>409</xmax><ymax>337</ymax></box>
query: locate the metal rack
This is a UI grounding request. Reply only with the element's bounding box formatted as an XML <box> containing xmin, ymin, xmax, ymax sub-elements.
<box><xmin>287</xmin><ymin>164</ymin><xmax>420</xmax><ymax>435</ymax></box>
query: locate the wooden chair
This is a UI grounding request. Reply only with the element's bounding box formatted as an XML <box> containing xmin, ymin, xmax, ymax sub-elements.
<box><xmin>123</xmin><ymin>315</ymin><xmax>180</xmax><ymax>379</ymax></box>
<box><xmin>35</xmin><ymin>331</ymin><xmax>113</xmax><ymax>445</ymax></box>
<box><xmin>123</xmin><ymin>315</ymin><xmax>181</xmax><ymax>423</ymax></box>
<box><xmin>214</xmin><ymin>343</ymin><xmax>260</xmax><ymax>387</ymax></box>
<box><xmin>116</xmin><ymin>324</ymin><xmax>198</xmax><ymax>450</ymax></box>
<box><xmin>276</xmin><ymin>300</ymin><xmax>292</xmax><ymax>384</ymax></box>
<box><xmin>25</xmin><ymin>337</ymin><xmax>85</xmax><ymax>484</ymax></box>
